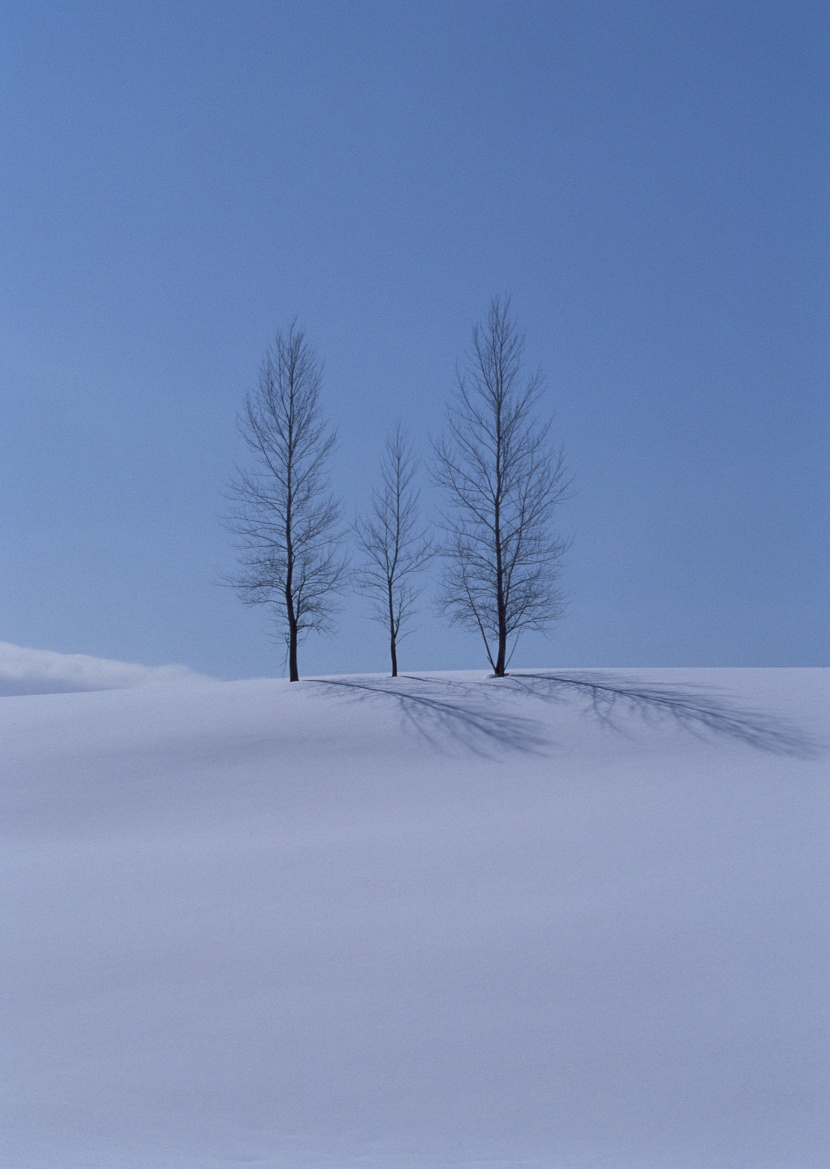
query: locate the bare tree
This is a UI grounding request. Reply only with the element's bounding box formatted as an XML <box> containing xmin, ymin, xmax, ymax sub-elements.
<box><xmin>433</xmin><ymin>298</ymin><xmax>570</xmax><ymax>676</ymax></box>
<box><xmin>225</xmin><ymin>321</ymin><xmax>346</xmax><ymax>681</ymax></box>
<box><xmin>354</xmin><ymin>424</ymin><xmax>432</xmax><ymax>676</ymax></box>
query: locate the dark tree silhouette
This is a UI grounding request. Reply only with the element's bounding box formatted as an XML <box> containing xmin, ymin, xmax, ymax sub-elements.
<box><xmin>225</xmin><ymin>322</ymin><xmax>346</xmax><ymax>681</ymax></box>
<box><xmin>434</xmin><ymin>298</ymin><xmax>570</xmax><ymax>676</ymax></box>
<box><xmin>354</xmin><ymin>424</ymin><xmax>432</xmax><ymax>676</ymax></box>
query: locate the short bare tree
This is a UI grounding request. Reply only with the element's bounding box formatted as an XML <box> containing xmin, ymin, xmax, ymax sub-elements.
<box><xmin>433</xmin><ymin>298</ymin><xmax>570</xmax><ymax>676</ymax></box>
<box><xmin>225</xmin><ymin>321</ymin><xmax>346</xmax><ymax>681</ymax></box>
<box><xmin>354</xmin><ymin>424</ymin><xmax>432</xmax><ymax>676</ymax></box>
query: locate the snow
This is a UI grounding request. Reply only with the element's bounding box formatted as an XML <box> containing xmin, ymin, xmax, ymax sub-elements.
<box><xmin>0</xmin><ymin>641</ymin><xmax>217</xmax><ymax>696</ymax></box>
<box><xmin>2</xmin><ymin>668</ymin><xmax>828</xmax><ymax>1168</ymax></box>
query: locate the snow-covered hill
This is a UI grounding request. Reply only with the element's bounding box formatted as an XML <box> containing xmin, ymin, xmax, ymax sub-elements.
<box><xmin>2</xmin><ymin>669</ymin><xmax>828</xmax><ymax>1169</ymax></box>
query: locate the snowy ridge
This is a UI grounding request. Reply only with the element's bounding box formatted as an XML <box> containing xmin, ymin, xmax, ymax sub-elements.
<box><xmin>0</xmin><ymin>640</ymin><xmax>217</xmax><ymax>696</ymax></box>
<box><xmin>2</xmin><ymin>669</ymin><xmax>828</xmax><ymax>1168</ymax></box>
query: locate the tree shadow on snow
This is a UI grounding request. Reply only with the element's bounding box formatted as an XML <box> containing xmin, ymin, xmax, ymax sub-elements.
<box><xmin>311</xmin><ymin>673</ymin><xmax>551</xmax><ymax>755</ymax></box>
<box><xmin>310</xmin><ymin>671</ymin><xmax>822</xmax><ymax>759</ymax></box>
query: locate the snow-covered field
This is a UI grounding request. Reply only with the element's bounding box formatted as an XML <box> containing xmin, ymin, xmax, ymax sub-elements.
<box><xmin>2</xmin><ymin>668</ymin><xmax>828</xmax><ymax>1169</ymax></box>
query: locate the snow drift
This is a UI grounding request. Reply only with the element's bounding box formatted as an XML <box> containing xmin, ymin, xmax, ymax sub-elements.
<box><xmin>2</xmin><ymin>668</ymin><xmax>828</xmax><ymax>1168</ymax></box>
<box><xmin>0</xmin><ymin>640</ymin><xmax>216</xmax><ymax>696</ymax></box>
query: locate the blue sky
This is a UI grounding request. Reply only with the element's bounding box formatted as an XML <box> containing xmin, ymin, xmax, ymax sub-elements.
<box><xmin>1</xmin><ymin>0</ymin><xmax>827</xmax><ymax>678</ymax></box>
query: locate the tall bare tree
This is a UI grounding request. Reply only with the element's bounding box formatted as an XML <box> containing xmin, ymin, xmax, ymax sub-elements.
<box><xmin>354</xmin><ymin>424</ymin><xmax>432</xmax><ymax>676</ymax></box>
<box><xmin>433</xmin><ymin>298</ymin><xmax>570</xmax><ymax>676</ymax></box>
<box><xmin>225</xmin><ymin>321</ymin><xmax>346</xmax><ymax>681</ymax></box>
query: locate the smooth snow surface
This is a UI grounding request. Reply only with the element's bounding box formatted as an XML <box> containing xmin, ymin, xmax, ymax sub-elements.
<box><xmin>2</xmin><ymin>669</ymin><xmax>828</xmax><ymax>1168</ymax></box>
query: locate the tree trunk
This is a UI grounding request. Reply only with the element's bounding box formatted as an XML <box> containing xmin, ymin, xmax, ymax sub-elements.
<box><xmin>387</xmin><ymin>581</ymin><xmax>398</xmax><ymax>677</ymax></box>
<box><xmin>286</xmin><ymin>558</ymin><xmax>299</xmax><ymax>681</ymax></box>
<box><xmin>285</xmin><ymin>497</ymin><xmax>299</xmax><ymax>680</ymax></box>
<box><xmin>288</xmin><ymin>618</ymin><xmax>299</xmax><ymax>682</ymax></box>
<box><xmin>494</xmin><ymin>490</ymin><xmax>507</xmax><ymax>676</ymax></box>
<box><xmin>494</xmin><ymin>628</ymin><xmax>507</xmax><ymax>676</ymax></box>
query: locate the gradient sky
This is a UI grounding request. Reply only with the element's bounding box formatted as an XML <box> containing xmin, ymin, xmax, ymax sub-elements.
<box><xmin>1</xmin><ymin>0</ymin><xmax>827</xmax><ymax>678</ymax></box>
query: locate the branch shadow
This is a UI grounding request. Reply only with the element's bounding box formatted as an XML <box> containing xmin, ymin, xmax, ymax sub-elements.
<box><xmin>310</xmin><ymin>674</ymin><xmax>550</xmax><ymax>756</ymax></box>
<box><xmin>505</xmin><ymin>671</ymin><xmax>822</xmax><ymax>758</ymax></box>
<box><xmin>310</xmin><ymin>671</ymin><xmax>822</xmax><ymax>760</ymax></box>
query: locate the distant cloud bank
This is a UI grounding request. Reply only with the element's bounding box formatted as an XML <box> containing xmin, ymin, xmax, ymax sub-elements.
<box><xmin>0</xmin><ymin>642</ymin><xmax>217</xmax><ymax>696</ymax></box>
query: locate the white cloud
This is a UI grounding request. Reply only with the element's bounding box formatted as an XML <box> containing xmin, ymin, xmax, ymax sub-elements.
<box><xmin>0</xmin><ymin>642</ymin><xmax>217</xmax><ymax>696</ymax></box>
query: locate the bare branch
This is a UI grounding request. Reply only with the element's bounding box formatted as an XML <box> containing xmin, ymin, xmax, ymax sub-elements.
<box><xmin>433</xmin><ymin>297</ymin><xmax>572</xmax><ymax>675</ymax></box>
<box><xmin>224</xmin><ymin>321</ymin><xmax>347</xmax><ymax>680</ymax></box>
<box><xmin>354</xmin><ymin>423</ymin><xmax>433</xmax><ymax>676</ymax></box>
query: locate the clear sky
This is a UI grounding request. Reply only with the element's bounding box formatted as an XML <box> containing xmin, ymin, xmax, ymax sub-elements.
<box><xmin>1</xmin><ymin>0</ymin><xmax>827</xmax><ymax>678</ymax></box>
